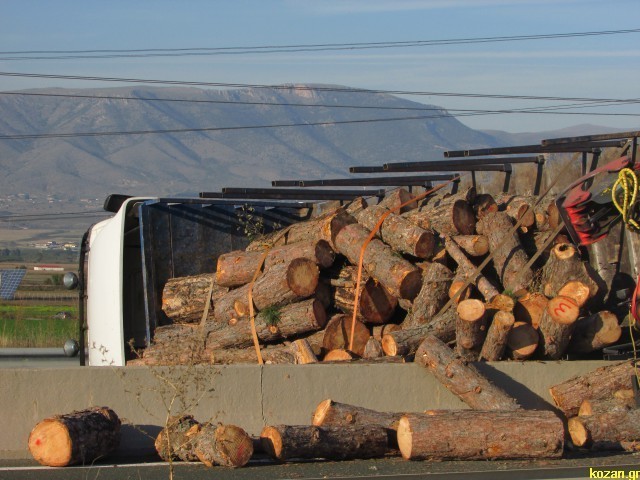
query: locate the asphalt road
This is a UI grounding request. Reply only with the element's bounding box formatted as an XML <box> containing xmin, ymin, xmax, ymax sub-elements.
<box><xmin>2</xmin><ymin>453</ymin><xmax>640</xmax><ymax>480</ymax></box>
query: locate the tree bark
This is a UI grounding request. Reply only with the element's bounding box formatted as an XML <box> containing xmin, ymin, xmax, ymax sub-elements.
<box><xmin>541</xmin><ymin>243</ymin><xmax>599</xmax><ymax>300</ymax></box>
<box><xmin>402</xmin><ymin>262</ymin><xmax>452</xmax><ymax>328</ymax></box>
<box><xmin>415</xmin><ymin>334</ymin><xmax>520</xmax><ymax>411</ymax></box>
<box><xmin>403</xmin><ymin>197</ymin><xmax>476</xmax><ymax>236</ymax></box>
<box><xmin>331</xmin><ymin>265</ymin><xmax>398</xmax><ymax>325</ymax></box>
<box><xmin>215</xmin><ymin>249</ymin><xmax>265</xmax><ymax>288</ymax></box>
<box><xmin>263</xmin><ymin>239</ymin><xmax>336</xmax><ymax>270</ymax></box>
<box><xmin>355</xmin><ymin>205</ymin><xmax>435</xmax><ymax>259</ymax></box>
<box><xmin>28</xmin><ymin>407</ymin><xmax>121</xmax><ymax>467</ymax></box>
<box><xmin>578</xmin><ymin>395</ymin><xmax>635</xmax><ymax>417</ymax></box>
<box><xmin>155</xmin><ymin>415</ymin><xmax>201</xmax><ymax>462</ymax></box>
<box><xmin>313</xmin><ymin>399</ymin><xmax>403</xmax><ymax>430</ymax></box>
<box><xmin>568</xmin><ymin>410</ymin><xmax>640</xmax><ymax>451</ymax></box>
<box><xmin>569</xmin><ymin>311</ymin><xmax>622</xmax><ymax>353</ymax></box>
<box><xmin>473</xmin><ymin>193</ymin><xmax>498</xmax><ymax>219</ymax></box>
<box><xmin>382</xmin><ymin>308</ymin><xmax>457</xmax><ymax>357</ymax></box>
<box><xmin>334</xmin><ymin>222</ymin><xmax>423</xmax><ymax>300</ymax></box>
<box><xmin>513</xmin><ymin>292</ymin><xmax>548</xmax><ymax>329</ymax></box>
<box><xmin>193</xmin><ymin>423</ymin><xmax>254</xmax><ymax>467</ymax></box>
<box><xmin>162</xmin><ymin>274</ymin><xmax>229</xmax><ymax>324</ymax></box>
<box><xmin>372</xmin><ymin>323</ymin><xmax>401</xmax><ymax>342</ymax></box>
<box><xmin>448</xmin><ymin>272</ymin><xmax>473</xmax><ymax>303</ymax></box>
<box><xmin>479</xmin><ymin>310</ymin><xmax>515</xmax><ymax>361</ymax></box>
<box><xmin>362</xmin><ymin>336</ymin><xmax>385</xmax><ymax>359</ymax></box>
<box><xmin>260</xmin><ymin>424</ymin><xmax>391</xmax><ymax>461</ymax></box>
<box><xmin>507</xmin><ymin>321</ymin><xmax>539</xmax><ymax>360</ymax></box>
<box><xmin>538</xmin><ymin>295</ymin><xmax>580</xmax><ymax>359</ymax></box>
<box><xmin>476</xmin><ymin>211</ymin><xmax>533</xmax><ymax>296</ymax></box>
<box><xmin>496</xmin><ymin>194</ymin><xmax>536</xmax><ymax>229</ymax></box>
<box><xmin>444</xmin><ymin>237</ymin><xmax>500</xmax><ymax>302</ymax></box>
<box><xmin>455</xmin><ymin>299</ymin><xmax>487</xmax><ymax>361</ymax></box>
<box><xmin>289</xmin><ymin>339</ymin><xmax>319</xmax><ymax>364</ymax></box>
<box><xmin>397</xmin><ymin>410</ymin><xmax>563</xmax><ymax>460</ymax></box>
<box><xmin>376</xmin><ymin>188</ymin><xmax>418</xmax><ymax>213</ymax></box>
<box><xmin>549</xmin><ymin>360</ymin><xmax>639</xmax><ymax>417</ymax></box>
<box><xmin>452</xmin><ymin>234</ymin><xmax>489</xmax><ymax>256</ymax></box>
<box><xmin>322</xmin><ymin>314</ymin><xmax>371</xmax><ymax>357</ymax></box>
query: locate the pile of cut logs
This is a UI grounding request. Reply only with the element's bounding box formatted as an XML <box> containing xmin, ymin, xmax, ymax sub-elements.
<box><xmin>130</xmin><ymin>186</ymin><xmax>622</xmax><ymax>366</ymax></box>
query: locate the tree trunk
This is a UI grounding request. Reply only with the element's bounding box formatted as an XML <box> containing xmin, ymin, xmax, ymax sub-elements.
<box><xmin>193</xmin><ymin>423</ymin><xmax>254</xmax><ymax>467</ymax></box>
<box><xmin>569</xmin><ymin>311</ymin><xmax>622</xmax><ymax>353</ymax></box>
<box><xmin>538</xmin><ymin>295</ymin><xmax>580</xmax><ymax>359</ymax></box>
<box><xmin>452</xmin><ymin>235</ymin><xmax>489</xmax><ymax>256</ymax></box>
<box><xmin>397</xmin><ymin>410</ymin><xmax>563</xmax><ymax>460</ymax></box>
<box><xmin>162</xmin><ymin>274</ymin><xmax>229</xmax><ymax>324</ymax></box>
<box><xmin>549</xmin><ymin>360</ymin><xmax>639</xmax><ymax>417</ymax></box>
<box><xmin>362</xmin><ymin>336</ymin><xmax>384</xmax><ymax>359</ymax></box>
<box><xmin>289</xmin><ymin>339</ymin><xmax>319</xmax><ymax>364</ymax></box>
<box><xmin>155</xmin><ymin>415</ymin><xmax>201</xmax><ymax>462</ymax></box>
<box><xmin>415</xmin><ymin>334</ymin><xmax>520</xmax><ymax>411</ymax></box>
<box><xmin>355</xmin><ymin>205</ymin><xmax>436</xmax><ymax>259</ymax></box>
<box><xmin>541</xmin><ymin>243</ymin><xmax>599</xmax><ymax>300</ymax></box>
<box><xmin>513</xmin><ymin>292</ymin><xmax>548</xmax><ymax>329</ymax></box>
<box><xmin>578</xmin><ymin>395</ymin><xmax>635</xmax><ymax>417</ymax></box>
<box><xmin>402</xmin><ymin>262</ymin><xmax>452</xmax><ymax>328</ymax></box>
<box><xmin>260</xmin><ymin>424</ymin><xmax>390</xmax><ymax>461</ymax></box>
<box><xmin>448</xmin><ymin>272</ymin><xmax>473</xmax><ymax>304</ymax></box>
<box><xmin>28</xmin><ymin>407</ymin><xmax>121</xmax><ymax>467</ymax></box>
<box><xmin>322</xmin><ymin>314</ymin><xmax>371</xmax><ymax>357</ymax></box>
<box><xmin>403</xmin><ymin>197</ymin><xmax>476</xmax><ymax>236</ymax></box>
<box><xmin>444</xmin><ymin>237</ymin><xmax>500</xmax><ymax>302</ymax></box>
<box><xmin>455</xmin><ymin>299</ymin><xmax>487</xmax><ymax>361</ymax></box>
<box><xmin>331</xmin><ymin>265</ymin><xmax>398</xmax><ymax>325</ymax></box>
<box><xmin>568</xmin><ymin>410</ymin><xmax>640</xmax><ymax>451</ymax></box>
<box><xmin>496</xmin><ymin>194</ymin><xmax>536</xmax><ymax>229</ymax></box>
<box><xmin>382</xmin><ymin>308</ymin><xmax>457</xmax><ymax>357</ymax></box>
<box><xmin>476</xmin><ymin>211</ymin><xmax>533</xmax><ymax>296</ymax></box>
<box><xmin>507</xmin><ymin>321</ymin><xmax>539</xmax><ymax>360</ymax></box>
<box><xmin>376</xmin><ymin>188</ymin><xmax>417</xmax><ymax>213</ymax></box>
<box><xmin>334</xmin><ymin>222</ymin><xmax>423</xmax><ymax>300</ymax></box>
<box><xmin>372</xmin><ymin>323</ymin><xmax>401</xmax><ymax>342</ymax></box>
<box><xmin>263</xmin><ymin>239</ymin><xmax>336</xmax><ymax>270</ymax></box>
<box><xmin>215</xmin><ymin>249</ymin><xmax>265</xmax><ymax>288</ymax></box>
<box><xmin>479</xmin><ymin>310</ymin><xmax>515</xmax><ymax>361</ymax></box>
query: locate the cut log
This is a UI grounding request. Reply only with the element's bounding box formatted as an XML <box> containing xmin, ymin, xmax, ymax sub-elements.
<box><xmin>549</xmin><ymin>360</ymin><xmax>639</xmax><ymax>417</ymax></box>
<box><xmin>193</xmin><ymin>423</ymin><xmax>254</xmax><ymax>467</ymax></box>
<box><xmin>28</xmin><ymin>407</ymin><xmax>121</xmax><ymax>467</ymax></box>
<box><xmin>403</xmin><ymin>197</ymin><xmax>476</xmax><ymax>236</ymax></box>
<box><xmin>452</xmin><ymin>235</ymin><xmax>489</xmax><ymax>256</ymax></box>
<box><xmin>162</xmin><ymin>274</ymin><xmax>229</xmax><ymax>324</ymax></box>
<box><xmin>486</xmin><ymin>293</ymin><xmax>516</xmax><ymax>313</ymax></box>
<box><xmin>557</xmin><ymin>280</ymin><xmax>591</xmax><ymax>308</ymax></box>
<box><xmin>448</xmin><ymin>273</ymin><xmax>473</xmax><ymax>303</ymax></box>
<box><xmin>455</xmin><ymin>299</ymin><xmax>487</xmax><ymax>361</ymax></box>
<box><xmin>372</xmin><ymin>323</ymin><xmax>401</xmax><ymax>342</ymax></box>
<box><xmin>382</xmin><ymin>308</ymin><xmax>457</xmax><ymax>357</ymax></box>
<box><xmin>513</xmin><ymin>292</ymin><xmax>548</xmax><ymax>329</ymax></box>
<box><xmin>355</xmin><ymin>205</ymin><xmax>435</xmax><ymax>259</ymax></box>
<box><xmin>578</xmin><ymin>396</ymin><xmax>635</xmax><ymax>417</ymax></box>
<box><xmin>476</xmin><ymin>211</ymin><xmax>533</xmax><ymax>296</ymax></box>
<box><xmin>568</xmin><ymin>410</ymin><xmax>640</xmax><ymax>451</ymax></box>
<box><xmin>415</xmin><ymin>334</ymin><xmax>519</xmax><ymax>410</ymax></box>
<box><xmin>541</xmin><ymin>243</ymin><xmax>599</xmax><ymax>300</ymax></box>
<box><xmin>322</xmin><ymin>314</ymin><xmax>371</xmax><ymax>357</ymax></box>
<box><xmin>289</xmin><ymin>339</ymin><xmax>319</xmax><ymax>364</ymax></box>
<box><xmin>216</xmin><ymin>249</ymin><xmax>264</xmax><ymax>288</ymax></box>
<box><xmin>496</xmin><ymin>194</ymin><xmax>536</xmax><ymax>229</ymax></box>
<box><xmin>313</xmin><ymin>399</ymin><xmax>403</xmax><ymax>431</ymax></box>
<box><xmin>332</xmin><ymin>265</ymin><xmax>398</xmax><ymax>325</ymax></box>
<box><xmin>569</xmin><ymin>310</ymin><xmax>622</xmax><ymax>353</ymax></box>
<box><xmin>397</xmin><ymin>410</ymin><xmax>563</xmax><ymax>460</ymax></box>
<box><xmin>479</xmin><ymin>310</ymin><xmax>515</xmax><ymax>361</ymax></box>
<box><xmin>507</xmin><ymin>321</ymin><xmax>539</xmax><ymax>360</ymax></box>
<box><xmin>263</xmin><ymin>239</ymin><xmax>335</xmax><ymax>270</ymax></box>
<box><xmin>323</xmin><ymin>349</ymin><xmax>355</xmax><ymax>362</ymax></box>
<box><xmin>538</xmin><ymin>296</ymin><xmax>580</xmax><ymax>359</ymax></box>
<box><xmin>402</xmin><ymin>262</ymin><xmax>453</xmax><ymax>328</ymax></box>
<box><xmin>363</xmin><ymin>336</ymin><xmax>385</xmax><ymax>359</ymax></box>
<box><xmin>155</xmin><ymin>415</ymin><xmax>201</xmax><ymax>462</ymax></box>
<box><xmin>444</xmin><ymin>237</ymin><xmax>500</xmax><ymax>302</ymax></box>
<box><xmin>334</xmin><ymin>222</ymin><xmax>423</xmax><ymax>300</ymax></box>
<box><xmin>260</xmin><ymin>424</ymin><xmax>390</xmax><ymax>461</ymax></box>
<box><xmin>473</xmin><ymin>193</ymin><xmax>499</xmax><ymax>220</ymax></box>
<box><xmin>376</xmin><ymin>188</ymin><xmax>417</xmax><ymax>213</ymax></box>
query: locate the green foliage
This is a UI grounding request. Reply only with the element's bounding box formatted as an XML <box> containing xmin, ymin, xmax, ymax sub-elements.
<box><xmin>260</xmin><ymin>305</ymin><xmax>281</xmax><ymax>327</ymax></box>
<box><xmin>236</xmin><ymin>204</ymin><xmax>266</xmax><ymax>242</ymax></box>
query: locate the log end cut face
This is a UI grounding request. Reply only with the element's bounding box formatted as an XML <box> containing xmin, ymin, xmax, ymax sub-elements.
<box><xmin>287</xmin><ymin>258</ymin><xmax>320</xmax><ymax>297</ymax></box>
<box><xmin>567</xmin><ymin>417</ymin><xmax>589</xmax><ymax>447</ymax></box>
<box><xmin>215</xmin><ymin>424</ymin><xmax>254</xmax><ymax>467</ymax></box>
<box><xmin>396</xmin><ymin>416</ymin><xmax>413</xmax><ymax>460</ymax></box>
<box><xmin>312</xmin><ymin>399</ymin><xmax>333</xmax><ymax>426</ymax></box>
<box><xmin>452</xmin><ymin>199</ymin><xmax>477</xmax><ymax>235</ymax></box>
<box><xmin>260</xmin><ymin>426</ymin><xmax>284</xmax><ymax>460</ymax></box>
<box><xmin>28</xmin><ymin>420</ymin><xmax>73</xmax><ymax>467</ymax></box>
<box><xmin>399</xmin><ymin>268</ymin><xmax>423</xmax><ymax>301</ymax></box>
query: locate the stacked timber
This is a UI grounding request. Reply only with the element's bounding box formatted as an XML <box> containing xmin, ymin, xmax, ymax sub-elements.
<box><xmin>132</xmin><ymin>186</ymin><xmax>623</xmax><ymax>366</ymax></box>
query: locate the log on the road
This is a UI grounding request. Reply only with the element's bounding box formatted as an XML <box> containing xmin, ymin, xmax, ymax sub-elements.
<box><xmin>162</xmin><ymin>274</ymin><xmax>229</xmax><ymax>324</ymax></box>
<box><xmin>479</xmin><ymin>310</ymin><xmax>515</xmax><ymax>361</ymax></box>
<box><xmin>541</xmin><ymin>243</ymin><xmax>599</xmax><ymax>300</ymax></box>
<box><xmin>568</xmin><ymin>409</ymin><xmax>640</xmax><ymax>451</ymax></box>
<box><xmin>155</xmin><ymin>415</ymin><xmax>201</xmax><ymax>462</ymax></box>
<box><xmin>402</xmin><ymin>262</ymin><xmax>452</xmax><ymax>328</ymax></box>
<box><xmin>193</xmin><ymin>423</ymin><xmax>254</xmax><ymax>467</ymax></box>
<box><xmin>578</xmin><ymin>395</ymin><xmax>635</xmax><ymax>417</ymax></box>
<box><xmin>383</xmin><ymin>307</ymin><xmax>457</xmax><ymax>357</ymax></box>
<box><xmin>28</xmin><ymin>406</ymin><xmax>121</xmax><ymax>467</ymax></box>
<box><xmin>322</xmin><ymin>314</ymin><xmax>371</xmax><ymax>357</ymax></box>
<box><xmin>507</xmin><ymin>321</ymin><xmax>539</xmax><ymax>360</ymax></box>
<box><xmin>569</xmin><ymin>311</ymin><xmax>622</xmax><ymax>353</ymax></box>
<box><xmin>538</xmin><ymin>296</ymin><xmax>580</xmax><ymax>359</ymax></box>
<box><xmin>334</xmin><ymin>222</ymin><xmax>423</xmax><ymax>300</ymax></box>
<box><xmin>313</xmin><ymin>399</ymin><xmax>403</xmax><ymax>431</ymax></box>
<box><xmin>549</xmin><ymin>360</ymin><xmax>639</xmax><ymax>417</ymax></box>
<box><xmin>415</xmin><ymin>334</ymin><xmax>520</xmax><ymax>411</ymax></box>
<box><xmin>260</xmin><ymin>424</ymin><xmax>391</xmax><ymax>461</ymax></box>
<box><xmin>476</xmin><ymin>211</ymin><xmax>533</xmax><ymax>296</ymax></box>
<box><xmin>397</xmin><ymin>410</ymin><xmax>563</xmax><ymax>460</ymax></box>
<box><xmin>355</xmin><ymin>205</ymin><xmax>435</xmax><ymax>259</ymax></box>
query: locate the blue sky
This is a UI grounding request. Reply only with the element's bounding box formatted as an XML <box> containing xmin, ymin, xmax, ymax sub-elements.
<box><xmin>1</xmin><ymin>0</ymin><xmax>639</xmax><ymax>133</ymax></box>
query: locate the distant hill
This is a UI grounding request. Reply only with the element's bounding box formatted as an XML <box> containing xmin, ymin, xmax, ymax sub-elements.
<box><xmin>481</xmin><ymin>124</ymin><xmax>628</xmax><ymax>146</ymax></box>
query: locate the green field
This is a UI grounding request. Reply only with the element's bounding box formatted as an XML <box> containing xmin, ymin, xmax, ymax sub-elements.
<box><xmin>0</xmin><ymin>303</ymin><xmax>78</xmax><ymax>348</ymax></box>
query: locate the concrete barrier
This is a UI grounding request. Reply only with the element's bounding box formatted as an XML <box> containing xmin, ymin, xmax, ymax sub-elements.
<box><xmin>0</xmin><ymin>361</ymin><xmax>613</xmax><ymax>459</ymax></box>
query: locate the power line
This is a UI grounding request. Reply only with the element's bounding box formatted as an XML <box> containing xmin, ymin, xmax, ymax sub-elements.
<box><xmin>1</xmin><ymin>71</ymin><xmax>638</xmax><ymax>103</ymax></box>
<box><xmin>0</xmin><ymin>28</ymin><xmax>638</xmax><ymax>60</ymax></box>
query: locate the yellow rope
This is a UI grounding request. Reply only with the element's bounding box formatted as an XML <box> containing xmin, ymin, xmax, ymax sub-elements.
<box><xmin>612</xmin><ymin>167</ymin><xmax>640</xmax><ymax>231</ymax></box>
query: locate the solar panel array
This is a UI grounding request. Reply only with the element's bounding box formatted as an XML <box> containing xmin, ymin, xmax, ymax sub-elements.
<box><xmin>0</xmin><ymin>269</ymin><xmax>27</xmax><ymax>300</ymax></box>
